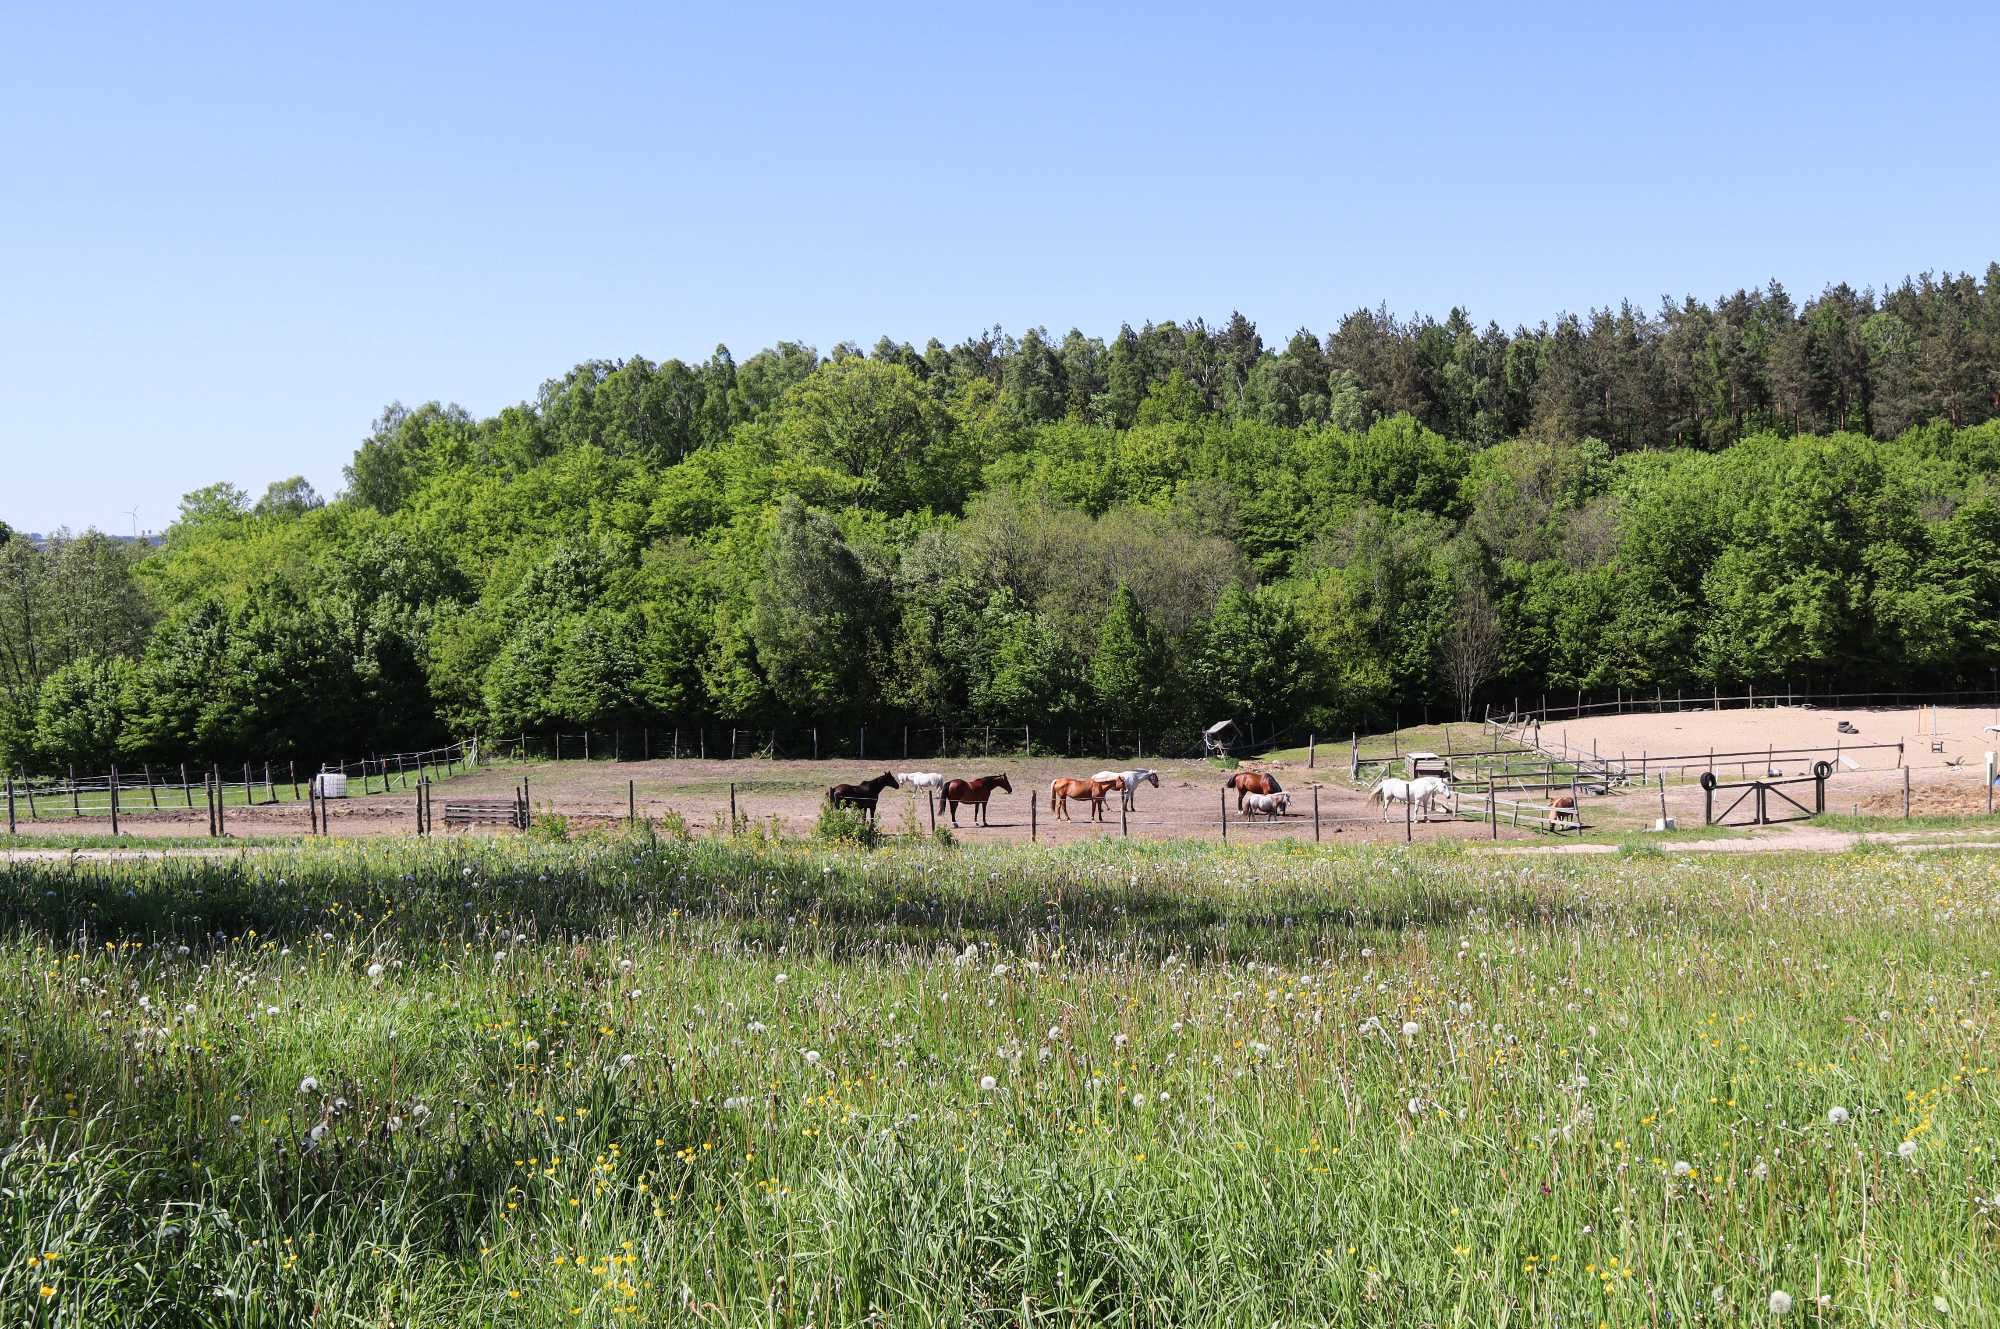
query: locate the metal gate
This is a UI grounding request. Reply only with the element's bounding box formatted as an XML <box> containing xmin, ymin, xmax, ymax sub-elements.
<box><xmin>1701</xmin><ymin>762</ymin><xmax>1831</xmax><ymax>827</ymax></box>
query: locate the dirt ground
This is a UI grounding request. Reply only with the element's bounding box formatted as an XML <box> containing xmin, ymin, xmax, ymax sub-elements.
<box><xmin>14</xmin><ymin>704</ymin><xmax>1999</xmax><ymax>848</ymax></box>
<box><xmin>9</xmin><ymin>753</ymin><xmax>1514</xmax><ymax>846</ymax></box>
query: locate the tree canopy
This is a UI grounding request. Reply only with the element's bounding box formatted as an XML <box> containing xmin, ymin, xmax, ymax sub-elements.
<box><xmin>8</xmin><ymin>264</ymin><xmax>2000</xmax><ymax>772</ymax></box>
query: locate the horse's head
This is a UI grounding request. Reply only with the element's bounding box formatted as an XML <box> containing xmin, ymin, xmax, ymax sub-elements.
<box><xmin>1142</xmin><ymin>770</ymin><xmax>1160</xmax><ymax>788</ymax></box>
<box><xmin>993</xmin><ymin>774</ymin><xmax>1012</xmax><ymax>794</ymax></box>
<box><xmin>882</xmin><ymin>772</ymin><xmax>899</xmax><ymax>788</ymax></box>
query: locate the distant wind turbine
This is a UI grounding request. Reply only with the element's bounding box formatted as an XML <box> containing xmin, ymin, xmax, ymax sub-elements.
<box><xmin>124</xmin><ymin>507</ymin><xmax>140</xmax><ymax>540</ymax></box>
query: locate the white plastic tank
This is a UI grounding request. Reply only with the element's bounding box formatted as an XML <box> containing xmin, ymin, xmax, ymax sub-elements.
<box><xmin>312</xmin><ymin>772</ymin><xmax>349</xmax><ymax>799</ymax></box>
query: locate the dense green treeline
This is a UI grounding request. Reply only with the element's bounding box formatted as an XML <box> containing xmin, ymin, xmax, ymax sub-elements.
<box><xmin>5</xmin><ymin>267</ymin><xmax>2000</xmax><ymax>772</ymax></box>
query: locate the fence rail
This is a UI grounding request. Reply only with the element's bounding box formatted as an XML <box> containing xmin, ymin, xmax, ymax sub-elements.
<box><xmin>1494</xmin><ymin>684</ymin><xmax>2000</xmax><ymax>729</ymax></box>
<box><xmin>480</xmin><ymin>719</ymin><xmax>1314</xmax><ymax>766</ymax></box>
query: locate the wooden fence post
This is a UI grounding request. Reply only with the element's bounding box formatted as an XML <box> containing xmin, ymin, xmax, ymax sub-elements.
<box><xmin>927</xmin><ymin>790</ymin><xmax>936</xmax><ymax>835</ymax></box>
<box><xmin>69</xmin><ymin>765</ymin><xmax>78</xmax><ymax>816</ymax></box>
<box><xmin>110</xmin><ymin>767</ymin><xmax>120</xmax><ymax>836</ymax></box>
<box><xmin>629</xmin><ymin>779</ymin><xmax>636</xmax><ymax>826</ymax></box>
<box><xmin>4</xmin><ymin>772</ymin><xmax>12</xmax><ymax>836</ymax></box>
<box><xmin>1220</xmin><ymin>787</ymin><xmax>1227</xmax><ymax>842</ymax></box>
<box><xmin>1308</xmin><ymin>733</ymin><xmax>1316</xmax><ymax>769</ymax></box>
<box><xmin>729</xmin><ymin>782</ymin><xmax>737</xmax><ymax>833</ymax></box>
<box><xmin>145</xmin><ymin>764</ymin><xmax>158</xmax><ymax>809</ymax></box>
<box><xmin>1312</xmin><ymin>786</ymin><xmax>1320</xmax><ymax>843</ymax></box>
<box><xmin>1405</xmin><ymin>789</ymin><xmax>1412</xmax><ymax>843</ymax></box>
<box><xmin>308</xmin><ymin>781</ymin><xmax>317</xmax><ymax>835</ymax></box>
<box><xmin>1904</xmin><ymin>766</ymin><xmax>1911</xmax><ymax>819</ymax></box>
<box><xmin>1120</xmin><ymin>797</ymin><xmax>1128</xmax><ymax>837</ymax></box>
<box><xmin>1030</xmin><ymin>795</ymin><xmax>1036</xmax><ymax>843</ymax></box>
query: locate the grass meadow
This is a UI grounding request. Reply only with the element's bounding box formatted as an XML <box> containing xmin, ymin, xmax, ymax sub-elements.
<box><xmin>0</xmin><ymin>831</ymin><xmax>1994</xmax><ymax>1325</ymax></box>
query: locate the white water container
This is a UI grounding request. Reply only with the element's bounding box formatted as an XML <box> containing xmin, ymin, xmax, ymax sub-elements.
<box><xmin>312</xmin><ymin>772</ymin><xmax>349</xmax><ymax>799</ymax></box>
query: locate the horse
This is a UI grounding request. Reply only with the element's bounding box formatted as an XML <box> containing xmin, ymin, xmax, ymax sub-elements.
<box><xmin>1242</xmin><ymin>791</ymin><xmax>1290</xmax><ymax>818</ymax></box>
<box><xmin>940</xmin><ymin>774</ymin><xmax>1011</xmax><ymax>826</ymax></box>
<box><xmin>1093</xmin><ymin>768</ymin><xmax>1160</xmax><ymax>811</ymax></box>
<box><xmin>897</xmin><ymin>772</ymin><xmax>945</xmax><ymax>791</ymax></box>
<box><xmin>827</xmin><ymin>772</ymin><xmax>899</xmax><ymax>822</ymax></box>
<box><xmin>1049</xmin><ymin>777</ymin><xmax>1119</xmax><ymax>822</ymax></box>
<box><xmin>1223</xmin><ymin>770</ymin><xmax>1282</xmax><ymax>811</ymax></box>
<box><xmin>1370</xmin><ymin>775</ymin><xmax>1451</xmax><ymax>822</ymax></box>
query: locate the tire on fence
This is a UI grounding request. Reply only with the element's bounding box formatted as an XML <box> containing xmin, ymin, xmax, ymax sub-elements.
<box><xmin>1813</xmin><ymin>760</ymin><xmax>1833</xmax><ymax>781</ymax></box>
<box><xmin>1698</xmin><ymin>771</ymin><xmax>1717</xmax><ymax>792</ymax></box>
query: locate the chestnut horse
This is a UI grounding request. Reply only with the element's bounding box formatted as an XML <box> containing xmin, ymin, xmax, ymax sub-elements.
<box><xmin>827</xmin><ymin>771</ymin><xmax>899</xmax><ymax>822</ymax></box>
<box><xmin>939</xmin><ymin>773</ymin><xmax>1011</xmax><ymax>826</ymax></box>
<box><xmin>1223</xmin><ymin>770</ymin><xmax>1282</xmax><ymax>811</ymax></box>
<box><xmin>1049</xmin><ymin>776</ymin><xmax>1119</xmax><ymax>822</ymax></box>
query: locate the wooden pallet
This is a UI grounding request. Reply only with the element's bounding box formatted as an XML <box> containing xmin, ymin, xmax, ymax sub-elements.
<box><xmin>441</xmin><ymin>799</ymin><xmax>523</xmax><ymax>830</ymax></box>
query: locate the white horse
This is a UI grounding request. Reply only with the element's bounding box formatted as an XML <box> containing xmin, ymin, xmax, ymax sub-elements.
<box><xmin>1370</xmin><ymin>775</ymin><xmax>1454</xmax><ymax>822</ymax></box>
<box><xmin>1092</xmin><ymin>768</ymin><xmax>1160</xmax><ymax>811</ymax></box>
<box><xmin>1242</xmin><ymin>791</ymin><xmax>1290</xmax><ymax>818</ymax></box>
<box><xmin>896</xmin><ymin>772</ymin><xmax>945</xmax><ymax>790</ymax></box>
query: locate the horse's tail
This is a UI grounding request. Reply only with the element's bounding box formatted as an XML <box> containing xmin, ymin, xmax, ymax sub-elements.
<box><xmin>1049</xmin><ymin>782</ymin><xmax>1059</xmax><ymax>811</ymax></box>
<box><xmin>1221</xmin><ymin>773</ymin><xmax>1237</xmax><ymax>790</ymax></box>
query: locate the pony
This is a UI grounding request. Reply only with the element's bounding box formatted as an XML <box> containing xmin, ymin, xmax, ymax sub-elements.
<box><xmin>1049</xmin><ymin>777</ymin><xmax>1119</xmax><ymax>822</ymax></box>
<box><xmin>1369</xmin><ymin>775</ymin><xmax>1452</xmax><ymax>822</ymax></box>
<box><xmin>827</xmin><ymin>772</ymin><xmax>899</xmax><ymax>822</ymax></box>
<box><xmin>940</xmin><ymin>773</ymin><xmax>1011</xmax><ymax>826</ymax></box>
<box><xmin>1223</xmin><ymin>770</ymin><xmax>1282</xmax><ymax>811</ymax></box>
<box><xmin>1242</xmin><ymin>791</ymin><xmax>1290</xmax><ymax>818</ymax></box>
<box><xmin>1092</xmin><ymin>768</ymin><xmax>1161</xmax><ymax>811</ymax></box>
<box><xmin>896</xmin><ymin>772</ymin><xmax>945</xmax><ymax>790</ymax></box>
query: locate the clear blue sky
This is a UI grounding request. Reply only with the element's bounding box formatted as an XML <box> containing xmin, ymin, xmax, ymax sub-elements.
<box><xmin>4</xmin><ymin>1</ymin><xmax>1995</xmax><ymax>535</ymax></box>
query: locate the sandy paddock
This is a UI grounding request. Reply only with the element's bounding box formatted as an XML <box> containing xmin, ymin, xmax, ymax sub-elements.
<box><xmin>1546</xmin><ymin>703</ymin><xmax>2000</xmax><ymax>822</ymax></box>
<box><xmin>9</xmin><ymin>754</ymin><xmax>1518</xmax><ymax>846</ymax></box>
<box><xmin>17</xmin><ymin>704</ymin><xmax>1999</xmax><ymax>846</ymax></box>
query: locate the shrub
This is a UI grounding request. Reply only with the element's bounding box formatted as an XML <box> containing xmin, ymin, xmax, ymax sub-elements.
<box><xmin>814</xmin><ymin>804</ymin><xmax>880</xmax><ymax>848</ymax></box>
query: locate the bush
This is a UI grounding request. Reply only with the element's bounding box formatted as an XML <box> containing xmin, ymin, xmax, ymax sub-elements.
<box><xmin>814</xmin><ymin>804</ymin><xmax>880</xmax><ymax>848</ymax></box>
<box><xmin>526</xmin><ymin>810</ymin><xmax>571</xmax><ymax>843</ymax></box>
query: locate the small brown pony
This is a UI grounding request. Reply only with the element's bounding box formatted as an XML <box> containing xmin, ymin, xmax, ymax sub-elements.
<box><xmin>1049</xmin><ymin>776</ymin><xmax>1119</xmax><ymax>822</ymax></box>
<box><xmin>827</xmin><ymin>772</ymin><xmax>899</xmax><ymax>822</ymax></box>
<box><xmin>940</xmin><ymin>773</ymin><xmax>1011</xmax><ymax>826</ymax></box>
<box><xmin>1223</xmin><ymin>769</ymin><xmax>1282</xmax><ymax>812</ymax></box>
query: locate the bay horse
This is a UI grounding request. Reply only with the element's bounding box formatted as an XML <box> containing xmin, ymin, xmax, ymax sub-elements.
<box><xmin>940</xmin><ymin>773</ymin><xmax>1011</xmax><ymax>826</ymax></box>
<box><xmin>1223</xmin><ymin>770</ymin><xmax>1282</xmax><ymax>812</ymax></box>
<box><xmin>1092</xmin><ymin>768</ymin><xmax>1160</xmax><ymax>811</ymax></box>
<box><xmin>827</xmin><ymin>772</ymin><xmax>898</xmax><ymax>822</ymax></box>
<box><xmin>1049</xmin><ymin>777</ymin><xmax>1119</xmax><ymax>822</ymax></box>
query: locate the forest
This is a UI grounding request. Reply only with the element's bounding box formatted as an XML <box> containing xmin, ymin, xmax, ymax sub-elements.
<box><xmin>5</xmin><ymin>266</ymin><xmax>2000</xmax><ymax>773</ymax></box>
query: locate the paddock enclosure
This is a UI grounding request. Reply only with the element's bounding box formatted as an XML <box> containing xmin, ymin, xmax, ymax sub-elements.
<box><xmin>11</xmin><ymin>703</ymin><xmax>1999</xmax><ymax>844</ymax></box>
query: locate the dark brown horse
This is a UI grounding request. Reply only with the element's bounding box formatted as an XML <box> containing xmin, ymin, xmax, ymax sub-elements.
<box><xmin>827</xmin><ymin>772</ymin><xmax>899</xmax><ymax>822</ymax></box>
<box><xmin>940</xmin><ymin>773</ymin><xmax>1011</xmax><ymax>826</ymax></box>
<box><xmin>1223</xmin><ymin>769</ymin><xmax>1282</xmax><ymax>811</ymax></box>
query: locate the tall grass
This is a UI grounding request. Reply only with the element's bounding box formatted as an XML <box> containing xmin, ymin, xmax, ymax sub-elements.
<box><xmin>0</xmin><ymin>833</ymin><xmax>1993</xmax><ymax>1324</ymax></box>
